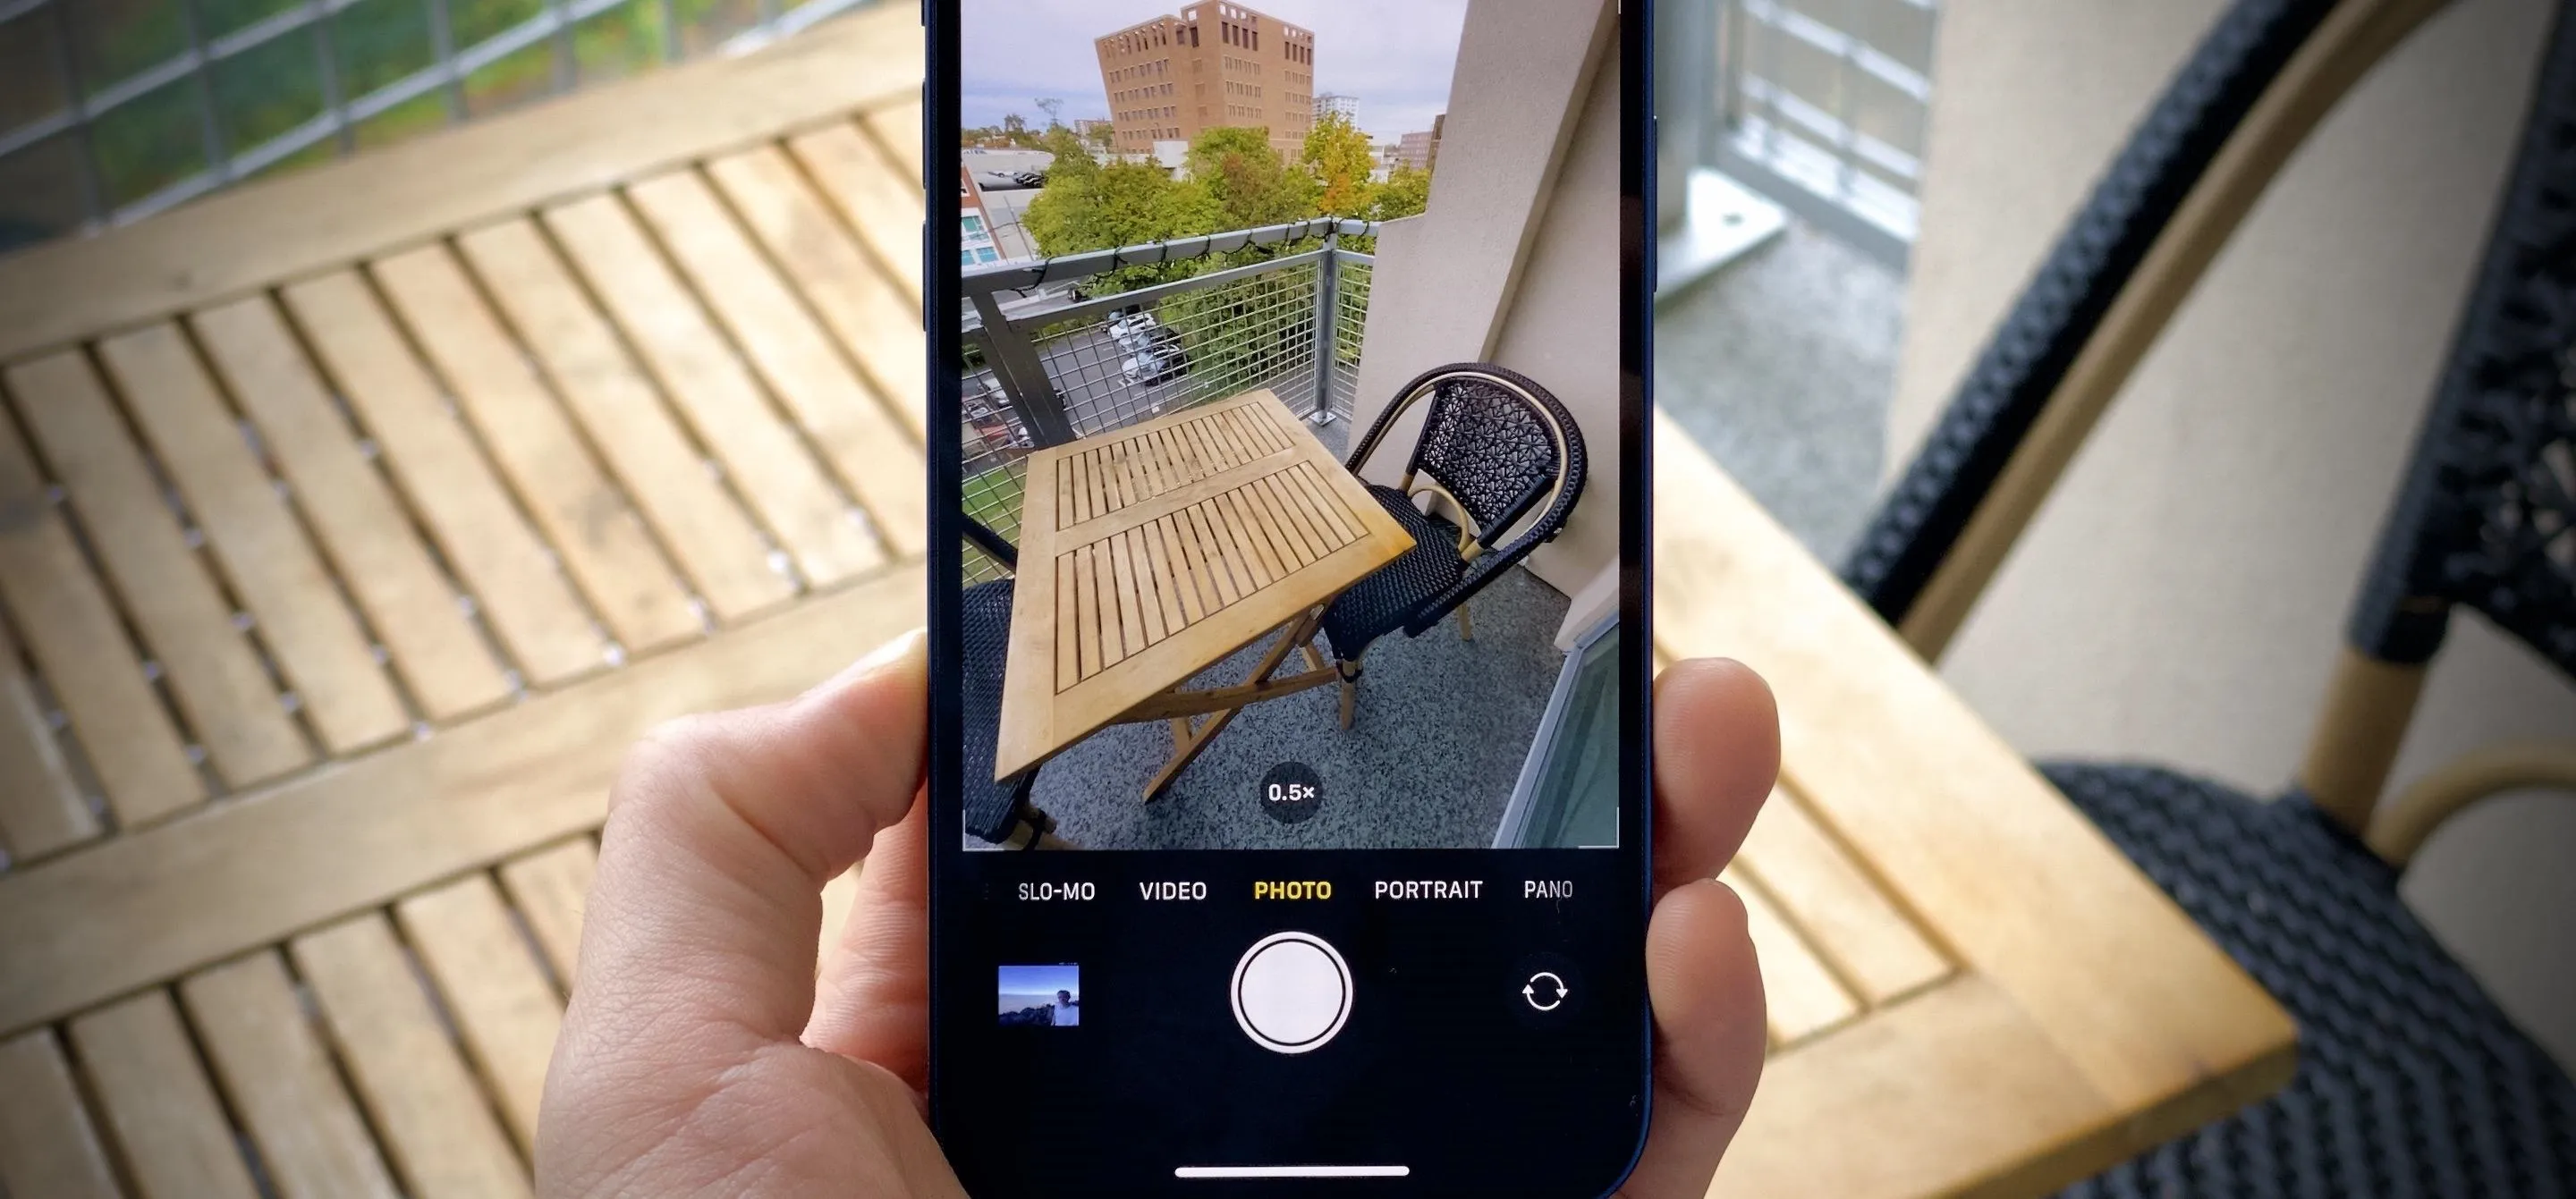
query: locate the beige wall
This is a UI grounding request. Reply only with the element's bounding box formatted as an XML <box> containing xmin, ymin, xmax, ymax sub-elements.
<box><xmin>1346</xmin><ymin>0</ymin><xmax>1621</xmax><ymax>638</ymax></box>
<box><xmin>1894</xmin><ymin>0</ymin><xmax>2576</xmax><ymax>1066</ymax></box>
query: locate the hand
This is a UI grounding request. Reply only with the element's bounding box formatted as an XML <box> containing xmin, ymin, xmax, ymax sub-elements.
<box><xmin>538</xmin><ymin>632</ymin><xmax>1776</xmax><ymax>1196</ymax></box>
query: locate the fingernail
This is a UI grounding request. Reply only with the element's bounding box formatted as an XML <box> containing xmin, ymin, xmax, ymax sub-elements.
<box><xmin>855</xmin><ymin>627</ymin><xmax>927</xmax><ymax>674</ymax></box>
<box><xmin>808</xmin><ymin>628</ymin><xmax>927</xmax><ymax>699</ymax></box>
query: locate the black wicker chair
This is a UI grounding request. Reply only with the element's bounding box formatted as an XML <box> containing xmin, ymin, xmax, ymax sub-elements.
<box><xmin>961</xmin><ymin>518</ymin><xmax>1057</xmax><ymax>849</ymax></box>
<box><xmin>1843</xmin><ymin>0</ymin><xmax>2576</xmax><ymax>1193</ymax></box>
<box><xmin>1320</xmin><ymin>363</ymin><xmax>1587</xmax><ymax>728</ymax></box>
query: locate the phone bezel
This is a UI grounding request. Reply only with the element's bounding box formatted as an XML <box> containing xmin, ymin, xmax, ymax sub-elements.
<box><xmin>922</xmin><ymin>1</ymin><xmax>1657</xmax><ymax>1191</ymax></box>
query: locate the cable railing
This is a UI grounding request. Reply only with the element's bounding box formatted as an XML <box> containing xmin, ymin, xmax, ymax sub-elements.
<box><xmin>959</xmin><ymin>217</ymin><xmax>1377</xmax><ymax>584</ymax></box>
<box><xmin>0</xmin><ymin>0</ymin><xmax>877</xmax><ymax>251</ymax></box>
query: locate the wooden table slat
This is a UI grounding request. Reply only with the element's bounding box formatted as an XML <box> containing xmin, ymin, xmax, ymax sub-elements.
<box><xmin>370</xmin><ymin>245</ymin><xmax>702</xmax><ymax>654</ymax></box>
<box><xmin>0</xmin><ymin>1027</ymin><xmax>122</xmax><ymax>1199</ymax></box>
<box><xmin>858</xmin><ymin>98</ymin><xmax>924</xmax><ymax>184</ymax></box>
<box><xmin>282</xmin><ymin>272</ymin><xmax>610</xmax><ymax>687</ymax></box>
<box><xmin>97</xmin><ymin>324</ymin><xmax>412</xmax><ymax>756</ymax></box>
<box><xmin>0</xmin><ymin>615</ymin><xmax>100</xmax><ymax>861</ymax></box>
<box><xmin>784</xmin><ymin>121</ymin><xmax>924</xmax><ymax>306</ymax></box>
<box><xmin>70</xmin><ymin>990</ymin><xmax>266</xmax><ymax>1199</ymax></box>
<box><xmin>456</xmin><ymin>219</ymin><xmax>794</xmax><ymax>624</ymax></box>
<box><xmin>0</xmin><ymin>397</ymin><xmax>203</xmax><ymax>827</ymax></box>
<box><xmin>496</xmin><ymin>837</ymin><xmax>599</xmax><ymax>985</ymax></box>
<box><xmin>538</xmin><ymin>194</ymin><xmax>883</xmax><ymax>587</ymax></box>
<box><xmin>1739</xmin><ymin>786</ymin><xmax>1953</xmax><ymax>1007</ymax></box>
<box><xmin>7</xmin><ymin>351</ymin><xmax>314</xmax><ymax>789</ymax></box>
<box><xmin>623</xmin><ymin>168</ymin><xmax>927</xmax><ymax>558</ymax></box>
<box><xmin>191</xmin><ymin>295</ymin><xmax>516</xmax><ymax>722</ymax></box>
<box><xmin>293</xmin><ymin>912</ymin><xmax>534</xmax><ymax>1199</ymax></box>
<box><xmin>394</xmin><ymin>874</ymin><xmax>564</xmax><ymax>1153</ymax></box>
<box><xmin>1725</xmin><ymin>865</ymin><xmax>1864</xmax><ymax>1047</ymax></box>
<box><xmin>181</xmin><ymin>950</ymin><xmax>402</xmax><ymax>1199</ymax></box>
<box><xmin>705</xmin><ymin>144</ymin><xmax>928</xmax><ymax>442</ymax></box>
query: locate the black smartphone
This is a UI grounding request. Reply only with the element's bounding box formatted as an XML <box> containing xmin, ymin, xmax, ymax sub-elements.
<box><xmin>925</xmin><ymin>1</ymin><xmax>1651</xmax><ymax>1192</ymax></box>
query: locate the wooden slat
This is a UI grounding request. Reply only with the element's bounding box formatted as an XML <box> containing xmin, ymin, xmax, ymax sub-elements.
<box><xmin>394</xmin><ymin>874</ymin><xmax>563</xmax><ymax>1153</ymax></box>
<box><xmin>292</xmin><ymin>913</ymin><xmax>533</xmax><ymax>1199</ymax></box>
<box><xmin>6</xmin><ymin>351</ymin><xmax>313</xmax><ymax>789</ymax></box>
<box><xmin>1738</xmin><ymin>787</ymin><xmax>1951</xmax><ymax>1007</ymax></box>
<box><xmin>0</xmin><ymin>614</ymin><xmax>99</xmax><ymax>860</ymax></box>
<box><xmin>0</xmin><ymin>4</ymin><xmax>922</xmax><ymax>362</ymax></box>
<box><xmin>704</xmin><ymin>144</ymin><xmax>926</xmax><ymax>441</ymax></box>
<box><xmin>1724</xmin><ymin>865</ymin><xmax>1861</xmax><ymax>1047</ymax></box>
<box><xmin>624</xmin><ymin>168</ymin><xmax>927</xmax><ymax>557</ymax></box>
<box><xmin>192</xmin><ymin>295</ymin><xmax>513</xmax><ymax>722</ymax></box>
<box><xmin>180</xmin><ymin>951</ymin><xmax>400</xmax><ymax>1199</ymax></box>
<box><xmin>455</xmin><ymin>219</ymin><xmax>792</xmax><ymax>624</ymax></box>
<box><xmin>0</xmin><ymin>397</ymin><xmax>200</xmax><ymax>826</ymax></box>
<box><xmin>538</xmin><ymin>194</ymin><xmax>882</xmax><ymax>587</ymax></box>
<box><xmin>281</xmin><ymin>272</ymin><xmax>607</xmax><ymax>688</ymax></box>
<box><xmin>371</xmin><ymin>245</ymin><xmax>701</xmax><ymax>654</ymax></box>
<box><xmin>784</xmin><ymin>121</ymin><xmax>924</xmax><ymax>305</ymax></box>
<box><xmin>69</xmin><ymin>990</ymin><xmax>263</xmax><ymax>1199</ymax></box>
<box><xmin>0</xmin><ymin>1027</ymin><xmax>121</xmax><ymax>1199</ymax></box>
<box><xmin>97</xmin><ymin>324</ymin><xmax>411</xmax><ymax>756</ymax></box>
<box><xmin>0</xmin><ymin>562</ymin><xmax>925</xmax><ymax>1039</ymax></box>
<box><xmin>858</xmin><ymin>96</ymin><xmax>924</xmax><ymax>182</ymax></box>
<box><xmin>496</xmin><ymin>838</ymin><xmax>597</xmax><ymax>984</ymax></box>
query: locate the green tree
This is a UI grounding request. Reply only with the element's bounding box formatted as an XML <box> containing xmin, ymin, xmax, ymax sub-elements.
<box><xmin>1371</xmin><ymin>164</ymin><xmax>1433</xmax><ymax>223</ymax></box>
<box><xmin>1301</xmin><ymin>111</ymin><xmax>1377</xmax><ymax>218</ymax></box>
<box><xmin>1187</xmin><ymin>127</ymin><xmax>1318</xmax><ymax>230</ymax></box>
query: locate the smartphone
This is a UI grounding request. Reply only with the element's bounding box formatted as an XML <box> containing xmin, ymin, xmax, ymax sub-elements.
<box><xmin>926</xmin><ymin>1</ymin><xmax>1651</xmax><ymax>1192</ymax></box>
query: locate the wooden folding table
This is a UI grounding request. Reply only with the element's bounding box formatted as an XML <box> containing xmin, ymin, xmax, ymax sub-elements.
<box><xmin>994</xmin><ymin>389</ymin><xmax>1414</xmax><ymax>797</ymax></box>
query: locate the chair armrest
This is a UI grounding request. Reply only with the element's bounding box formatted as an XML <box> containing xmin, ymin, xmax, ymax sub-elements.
<box><xmin>1842</xmin><ymin>0</ymin><xmax>2442</xmax><ymax>661</ymax></box>
<box><xmin>2367</xmin><ymin>741</ymin><xmax>2576</xmax><ymax>866</ymax></box>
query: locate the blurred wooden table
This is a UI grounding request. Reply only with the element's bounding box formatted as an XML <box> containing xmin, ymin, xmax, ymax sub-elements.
<box><xmin>995</xmin><ymin>388</ymin><xmax>1411</xmax><ymax>795</ymax></box>
<box><xmin>0</xmin><ymin>7</ymin><xmax>2290</xmax><ymax>1197</ymax></box>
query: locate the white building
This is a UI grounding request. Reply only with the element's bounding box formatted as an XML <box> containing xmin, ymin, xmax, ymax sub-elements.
<box><xmin>1314</xmin><ymin>93</ymin><xmax>1359</xmax><ymax>124</ymax></box>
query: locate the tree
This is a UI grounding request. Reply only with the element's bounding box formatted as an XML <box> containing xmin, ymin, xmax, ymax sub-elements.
<box><xmin>1301</xmin><ymin>111</ymin><xmax>1377</xmax><ymax>218</ymax></box>
<box><xmin>1186</xmin><ymin>127</ymin><xmax>1317</xmax><ymax>230</ymax></box>
<box><xmin>1085</xmin><ymin>122</ymin><xmax>1115</xmax><ymax>152</ymax></box>
<box><xmin>1370</xmin><ymin>163</ymin><xmax>1432</xmax><ymax>223</ymax></box>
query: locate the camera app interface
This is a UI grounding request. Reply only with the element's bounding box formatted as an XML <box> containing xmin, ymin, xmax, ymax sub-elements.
<box><xmin>953</xmin><ymin>0</ymin><xmax>1622</xmax><ymax>856</ymax></box>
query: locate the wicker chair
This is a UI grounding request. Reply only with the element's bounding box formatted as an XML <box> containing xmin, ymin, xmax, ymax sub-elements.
<box><xmin>1843</xmin><ymin>0</ymin><xmax>2576</xmax><ymax>1192</ymax></box>
<box><xmin>1321</xmin><ymin>363</ymin><xmax>1587</xmax><ymax>728</ymax></box>
<box><xmin>960</xmin><ymin>518</ymin><xmax>1058</xmax><ymax>849</ymax></box>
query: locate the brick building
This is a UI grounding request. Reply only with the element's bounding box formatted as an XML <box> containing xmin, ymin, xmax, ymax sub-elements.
<box><xmin>1095</xmin><ymin>4</ymin><xmax>1315</xmax><ymax>160</ymax></box>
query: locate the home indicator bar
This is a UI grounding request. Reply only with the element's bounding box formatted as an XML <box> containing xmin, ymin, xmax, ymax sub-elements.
<box><xmin>1174</xmin><ymin>1165</ymin><xmax>1412</xmax><ymax>1178</ymax></box>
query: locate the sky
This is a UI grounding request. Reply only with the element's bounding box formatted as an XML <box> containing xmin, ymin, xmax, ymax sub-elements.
<box><xmin>959</xmin><ymin>0</ymin><xmax>1469</xmax><ymax>147</ymax></box>
<box><xmin>996</xmin><ymin>962</ymin><xmax>1081</xmax><ymax>1001</ymax></box>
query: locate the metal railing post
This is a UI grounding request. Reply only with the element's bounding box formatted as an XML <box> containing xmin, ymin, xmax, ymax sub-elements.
<box><xmin>1309</xmin><ymin>232</ymin><xmax>1340</xmax><ymax>425</ymax></box>
<box><xmin>969</xmin><ymin>290</ymin><xmax>1079</xmax><ymax>447</ymax></box>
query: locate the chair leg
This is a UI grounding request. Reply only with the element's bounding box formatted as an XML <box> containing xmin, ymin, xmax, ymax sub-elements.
<box><xmin>1337</xmin><ymin>658</ymin><xmax>1360</xmax><ymax>730</ymax></box>
<box><xmin>1457</xmin><ymin>603</ymin><xmax>1473</xmax><ymax>641</ymax></box>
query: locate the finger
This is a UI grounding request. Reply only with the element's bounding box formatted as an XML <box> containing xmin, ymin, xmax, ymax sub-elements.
<box><xmin>567</xmin><ymin>629</ymin><xmax>928</xmax><ymax>1056</ymax></box>
<box><xmin>1620</xmin><ymin>878</ymin><xmax>1767</xmax><ymax>1198</ymax></box>
<box><xmin>808</xmin><ymin>789</ymin><xmax>933</xmax><ymax>1091</ymax></box>
<box><xmin>1653</xmin><ymin>658</ymin><xmax>1779</xmax><ymax>899</ymax></box>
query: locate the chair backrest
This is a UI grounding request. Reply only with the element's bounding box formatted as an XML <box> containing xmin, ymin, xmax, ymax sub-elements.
<box><xmin>1347</xmin><ymin>364</ymin><xmax>1585</xmax><ymax>551</ymax></box>
<box><xmin>2351</xmin><ymin>6</ymin><xmax>2576</xmax><ymax>678</ymax></box>
<box><xmin>1841</xmin><ymin>0</ymin><xmax>2347</xmax><ymax>631</ymax></box>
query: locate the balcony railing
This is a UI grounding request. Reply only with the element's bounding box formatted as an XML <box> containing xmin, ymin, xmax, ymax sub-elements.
<box><xmin>959</xmin><ymin>217</ymin><xmax>1377</xmax><ymax>581</ymax></box>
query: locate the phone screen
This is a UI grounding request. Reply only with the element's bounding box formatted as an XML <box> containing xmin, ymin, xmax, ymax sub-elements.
<box><xmin>927</xmin><ymin>2</ymin><xmax>1649</xmax><ymax>1192</ymax></box>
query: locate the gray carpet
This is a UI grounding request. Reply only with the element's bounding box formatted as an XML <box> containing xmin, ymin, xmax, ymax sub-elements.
<box><xmin>1654</xmin><ymin>221</ymin><xmax>1906</xmax><ymax>563</ymax></box>
<box><xmin>1008</xmin><ymin>565</ymin><xmax>1570</xmax><ymax>851</ymax></box>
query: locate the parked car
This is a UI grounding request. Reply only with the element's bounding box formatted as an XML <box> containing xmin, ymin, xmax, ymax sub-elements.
<box><xmin>1106</xmin><ymin>309</ymin><xmax>1190</xmax><ymax>384</ymax></box>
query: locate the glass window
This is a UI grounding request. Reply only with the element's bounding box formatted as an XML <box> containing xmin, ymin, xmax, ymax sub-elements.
<box><xmin>962</xmin><ymin>214</ymin><xmax>985</xmax><ymax>233</ymax></box>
